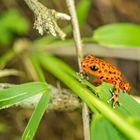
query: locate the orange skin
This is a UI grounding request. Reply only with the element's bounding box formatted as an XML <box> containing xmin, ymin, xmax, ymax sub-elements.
<box><xmin>81</xmin><ymin>54</ymin><xmax>131</xmax><ymax>105</ymax></box>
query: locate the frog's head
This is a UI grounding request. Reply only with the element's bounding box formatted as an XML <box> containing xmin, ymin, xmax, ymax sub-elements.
<box><xmin>81</xmin><ymin>54</ymin><xmax>101</xmax><ymax>77</ymax></box>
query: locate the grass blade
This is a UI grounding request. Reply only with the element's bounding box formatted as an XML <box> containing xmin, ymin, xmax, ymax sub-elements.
<box><xmin>0</xmin><ymin>82</ymin><xmax>48</xmax><ymax>109</ymax></box>
<box><xmin>21</xmin><ymin>92</ymin><xmax>51</xmax><ymax>140</ymax></box>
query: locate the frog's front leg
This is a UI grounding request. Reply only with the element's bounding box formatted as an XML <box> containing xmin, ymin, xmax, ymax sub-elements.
<box><xmin>79</xmin><ymin>69</ymin><xmax>89</xmax><ymax>80</ymax></box>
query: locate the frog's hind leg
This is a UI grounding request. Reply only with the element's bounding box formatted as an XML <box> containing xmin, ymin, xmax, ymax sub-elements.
<box><xmin>112</xmin><ymin>87</ymin><xmax>119</xmax><ymax>106</ymax></box>
<box><xmin>107</xmin><ymin>82</ymin><xmax>120</xmax><ymax>108</ymax></box>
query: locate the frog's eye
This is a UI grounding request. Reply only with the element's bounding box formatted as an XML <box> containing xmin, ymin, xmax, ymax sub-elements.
<box><xmin>90</xmin><ymin>65</ymin><xmax>98</xmax><ymax>71</ymax></box>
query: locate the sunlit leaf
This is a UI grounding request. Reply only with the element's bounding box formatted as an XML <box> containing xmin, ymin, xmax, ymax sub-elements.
<box><xmin>91</xmin><ymin>114</ymin><xmax>127</xmax><ymax>140</ymax></box>
<box><xmin>93</xmin><ymin>23</ymin><xmax>140</xmax><ymax>47</ymax></box>
<box><xmin>0</xmin><ymin>82</ymin><xmax>48</xmax><ymax>109</ymax></box>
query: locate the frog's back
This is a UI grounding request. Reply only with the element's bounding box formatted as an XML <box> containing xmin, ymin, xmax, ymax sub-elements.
<box><xmin>81</xmin><ymin>54</ymin><xmax>123</xmax><ymax>84</ymax></box>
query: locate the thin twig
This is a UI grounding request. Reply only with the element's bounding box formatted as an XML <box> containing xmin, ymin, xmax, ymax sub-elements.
<box><xmin>65</xmin><ymin>0</ymin><xmax>90</xmax><ymax>140</ymax></box>
<box><xmin>65</xmin><ymin>0</ymin><xmax>83</xmax><ymax>70</ymax></box>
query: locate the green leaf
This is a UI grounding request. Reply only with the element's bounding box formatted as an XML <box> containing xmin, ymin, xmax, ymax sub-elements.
<box><xmin>21</xmin><ymin>93</ymin><xmax>51</xmax><ymax>140</ymax></box>
<box><xmin>0</xmin><ymin>9</ymin><xmax>29</xmax><ymax>45</ymax></box>
<box><xmin>93</xmin><ymin>23</ymin><xmax>140</xmax><ymax>47</ymax></box>
<box><xmin>0</xmin><ymin>82</ymin><xmax>48</xmax><ymax>109</ymax></box>
<box><xmin>128</xmin><ymin>117</ymin><xmax>140</xmax><ymax>130</ymax></box>
<box><xmin>1</xmin><ymin>9</ymin><xmax>29</xmax><ymax>34</ymax></box>
<box><xmin>0</xmin><ymin>28</ymin><xmax>12</xmax><ymax>45</ymax></box>
<box><xmin>91</xmin><ymin>114</ymin><xmax>127</xmax><ymax>140</ymax></box>
<box><xmin>76</xmin><ymin>0</ymin><xmax>91</xmax><ymax>26</ymax></box>
<box><xmin>0</xmin><ymin>82</ymin><xmax>51</xmax><ymax>140</ymax></box>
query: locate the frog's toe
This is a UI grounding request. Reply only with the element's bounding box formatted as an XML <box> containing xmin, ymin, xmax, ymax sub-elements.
<box><xmin>107</xmin><ymin>94</ymin><xmax>120</xmax><ymax>108</ymax></box>
<box><xmin>77</xmin><ymin>72</ymin><xmax>89</xmax><ymax>80</ymax></box>
<box><xmin>109</xmin><ymin>88</ymin><xmax>114</xmax><ymax>95</ymax></box>
<box><xmin>112</xmin><ymin>94</ymin><xmax>118</xmax><ymax>104</ymax></box>
<box><xmin>107</xmin><ymin>97</ymin><xmax>112</xmax><ymax>103</ymax></box>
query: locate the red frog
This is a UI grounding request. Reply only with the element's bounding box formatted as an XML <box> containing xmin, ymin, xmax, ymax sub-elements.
<box><xmin>81</xmin><ymin>54</ymin><xmax>131</xmax><ymax>106</ymax></box>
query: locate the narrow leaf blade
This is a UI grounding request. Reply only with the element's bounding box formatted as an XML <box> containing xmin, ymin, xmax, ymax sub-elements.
<box><xmin>0</xmin><ymin>82</ymin><xmax>47</xmax><ymax>109</ymax></box>
<box><xmin>21</xmin><ymin>93</ymin><xmax>51</xmax><ymax>140</ymax></box>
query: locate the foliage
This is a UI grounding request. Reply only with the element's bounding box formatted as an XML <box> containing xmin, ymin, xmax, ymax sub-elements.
<box><xmin>0</xmin><ymin>82</ymin><xmax>51</xmax><ymax>140</ymax></box>
<box><xmin>90</xmin><ymin>114</ymin><xmax>127</xmax><ymax>140</ymax></box>
<box><xmin>76</xmin><ymin>0</ymin><xmax>91</xmax><ymax>26</ymax></box>
<box><xmin>0</xmin><ymin>9</ymin><xmax>29</xmax><ymax>46</ymax></box>
<box><xmin>93</xmin><ymin>23</ymin><xmax>140</xmax><ymax>47</ymax></box>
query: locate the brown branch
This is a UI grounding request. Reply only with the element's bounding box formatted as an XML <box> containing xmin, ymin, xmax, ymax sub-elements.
<box><xmin>24</xmin><ymin>0</ymin><xmax>70</xmax><ymax>39</ymax></box>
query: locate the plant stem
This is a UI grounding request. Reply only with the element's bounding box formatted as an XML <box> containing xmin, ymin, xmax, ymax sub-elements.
<box><xmin>65</xmin><ymin>0</ymin><xmax>83</xmax><ymax>69</ymax></box>
<box><xmin>65</xmin><ymin>0</ymin><xmax>90</xmax><ymax>139</ymax></box>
